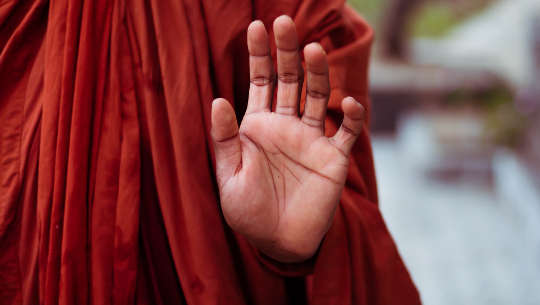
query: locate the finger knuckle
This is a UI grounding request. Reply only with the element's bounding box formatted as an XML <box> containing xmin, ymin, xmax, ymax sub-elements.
<box><xmin>341</xmin><ymin>124</ymin><xmax>360</xmax><ymax>137</ymax></box>
<box><xmin>278</xmin><ymin>72</ymin><xmax>300</xmax><ymax>84</ymax></box>
<box><xmin>250</xmin><ymin>76</ymin><xmax>273</xmax><ymax>86</ymax></box>
<box><xmin>307</xmin><ymin>88</ymin><xmax>329</xmax><ymax>99</ymax></box>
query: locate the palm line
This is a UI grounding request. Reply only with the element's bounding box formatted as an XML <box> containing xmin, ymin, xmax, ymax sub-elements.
<box><xmin>242</xmin><ymin>130</ymin><xmax>341</xmax><ymax>186</ymax></box>
<box><xmin>272</xmin><ymin>143</ymin><xmax>340</xmax><ymax>185</ymax></box>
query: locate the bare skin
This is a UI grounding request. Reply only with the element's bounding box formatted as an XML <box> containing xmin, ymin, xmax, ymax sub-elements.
<box><xmin>211</xmin><ymin>16</ymin><xmax>365</xmax><ymax>263</ymax></box>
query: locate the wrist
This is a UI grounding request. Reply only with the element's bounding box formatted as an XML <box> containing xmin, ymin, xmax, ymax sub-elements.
<box><xmin>248</xmin><ymin>234</ymin><xmax>321</xmax><ymax>263</ymax></box>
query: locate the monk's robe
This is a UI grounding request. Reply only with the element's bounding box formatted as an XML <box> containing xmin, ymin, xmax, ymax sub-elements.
<box><xmin>0</xmin><ymin>0</ymin><xmax>420</xmax><ymax>304</ymax></box>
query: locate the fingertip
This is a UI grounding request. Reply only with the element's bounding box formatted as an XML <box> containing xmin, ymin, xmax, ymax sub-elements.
<box><xmin>212</xmin><ymin>97</ymin><xmax>228</xmax><ymax>108</ymax></box>
<box><xmin>273</xmin><ymin>15</ymin><xmax>294</xmax><ymax>29</ymax></box>
<box><xmin>304</xmin><ymin>42</ymin><xmax>325</xmax><ymax>56</ymax></box>
<box><xmin>248</xmin><ymin>20</ymin><xmax>269</xmax><ymax>55</ymax></box>
<box><xmin>304</xmin><ymin>42</ymin><xmax>328</xmax><ymax>73</ymax></box>
<box><xmin>248</xmin><ymin>20</ymin><xmax>267</xmax><ymax>37</ymax></box>
<box><xmin>248</xmin><ymin>20</ymin><xmax>266</xmax><ymax>38</ymax></box>
<box><xmin>273</xmin><ymin>15</ymin><xmax>298</xmax><ymax>49</ymax></box>
<box><xmin>342</xmin><ymin>97</ymin><xmax>365</xmax><ymax>120</ymax></box>
<box><xmin>249</xmin><ymin>19</ymin><xmax>265</xmax><ymax>30</ymax></box>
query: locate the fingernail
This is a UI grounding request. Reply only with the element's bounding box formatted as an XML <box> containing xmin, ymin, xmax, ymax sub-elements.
<box><xmin>249</xmin><ymin>20</ymin><xmax>264</xmax><ymax>29</ymax></box>
<box><xmin>345</xmin><ymin>96</ymin><xmax>356</xmax><ymax>103</ymax></box>
<box><xmin>275</xmin><ymin>15</ymin><xmax>293</xmax><ymax>24</ymax></box>
<box><xmin>315</xmin><ymin>42</ymin><xmax>326</xmax><ymax>54</ymax></box>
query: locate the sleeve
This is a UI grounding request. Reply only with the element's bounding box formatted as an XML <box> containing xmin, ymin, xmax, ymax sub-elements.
<box><xmin>251</xmin><ymin>2</ymin><xmax>422</xmax><ymax>304</ymax></box>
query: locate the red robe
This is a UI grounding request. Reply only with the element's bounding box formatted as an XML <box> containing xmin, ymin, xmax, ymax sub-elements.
<box><xmin>0</xmin><ymin>0</ymin><xmax>421</xmax><ymax>304</ymax></box>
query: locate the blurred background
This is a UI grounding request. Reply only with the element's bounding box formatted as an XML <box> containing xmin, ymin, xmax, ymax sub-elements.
<box><xmin>348</xmin><ymin>0</ymin><xmax>540</xmax><ymax>304</ymax></box>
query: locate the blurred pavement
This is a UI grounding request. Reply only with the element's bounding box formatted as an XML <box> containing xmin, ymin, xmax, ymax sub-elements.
<box><xmin>373</xmin><ymin>116</ymin><xmax>540</xmax><ymax>305</ymax></box>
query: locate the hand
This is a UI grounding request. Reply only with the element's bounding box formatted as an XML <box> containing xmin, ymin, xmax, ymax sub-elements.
<box><xmin>211</xmin><ymin>16</ymin><xmax>365</xmax><ymax>262</ymax></box>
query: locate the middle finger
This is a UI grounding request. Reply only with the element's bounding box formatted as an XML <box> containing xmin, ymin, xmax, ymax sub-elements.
<box><xmin>273</xmin><ymin>15</ymin><xmax>302</xmax><ymax>116</ymax></box>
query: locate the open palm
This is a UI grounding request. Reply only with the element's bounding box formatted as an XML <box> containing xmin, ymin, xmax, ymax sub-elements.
<box><xmin>211</xmin><ymin>16</ymin><xmax>365</xmax><ymax>262</ymax></box>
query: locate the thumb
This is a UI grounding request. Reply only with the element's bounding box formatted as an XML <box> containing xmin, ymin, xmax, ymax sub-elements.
<box><xmin>211</xmin><ymin>98</ymin><xmax>242</xmax><ymax>187</ymax></box>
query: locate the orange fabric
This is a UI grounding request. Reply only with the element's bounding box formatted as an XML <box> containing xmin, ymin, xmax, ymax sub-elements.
<box><xmin>0</xmin><ymin>0</ymin><xmax>420</xmax><ymax>304</ymax></box>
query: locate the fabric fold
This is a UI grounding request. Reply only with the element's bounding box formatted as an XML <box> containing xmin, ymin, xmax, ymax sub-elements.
<box><xmin>0</xmin><ymin>1</ymin><xmax>421</xmax><ymax>304</ymax></box>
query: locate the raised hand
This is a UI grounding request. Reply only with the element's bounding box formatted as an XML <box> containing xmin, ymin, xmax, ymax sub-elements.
<box><xmin>211</xmin><ymin>16</ymin><xmax>365</xmax><ymax>262</ymax></box>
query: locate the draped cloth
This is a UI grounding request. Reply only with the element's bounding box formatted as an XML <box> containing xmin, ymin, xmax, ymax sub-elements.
<box><xmin>0</xmin><ymin>0</ymin><xmax>421</xmax><ymax>304</ymax></box>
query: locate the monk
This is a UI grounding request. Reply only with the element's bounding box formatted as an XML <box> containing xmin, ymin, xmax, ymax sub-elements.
<box><xmin>0</xmin><ymin>0</ymin><xmax>420</xmax><ymax>304</ymax></box>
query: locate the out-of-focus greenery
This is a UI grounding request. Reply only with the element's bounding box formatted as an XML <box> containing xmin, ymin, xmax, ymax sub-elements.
<box><xmin>348</xmin><ymin>0</ymin><xmax>496</xmax><ymax>38</ymax></box>
<box><xmin>412</xmin><ymin>0</ymin><xmax>495</xmax><ymax>37</ymax></box>
<box><xmin>412</xmin><ymin>3</ymin><xmax>461</xmax><ymax>37</ymax></box>
<box><xmin>485</xmin><ymin>102</ymin><xmax>528</xmax><ymax>148</ymax></box>
<box><xmin>445</xmin><ymin>87</ymin><xmax>514</xmax><ymax>110</ymax></box>
<box><xmin>347</xmin><ymin>0</ymin><xmax>384</xmax><ymax>27</ymax></box>
<box><xmin>445</xmin><ymin>87</ymin><xmax>527</xmax><ymax>147</ymax></box>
